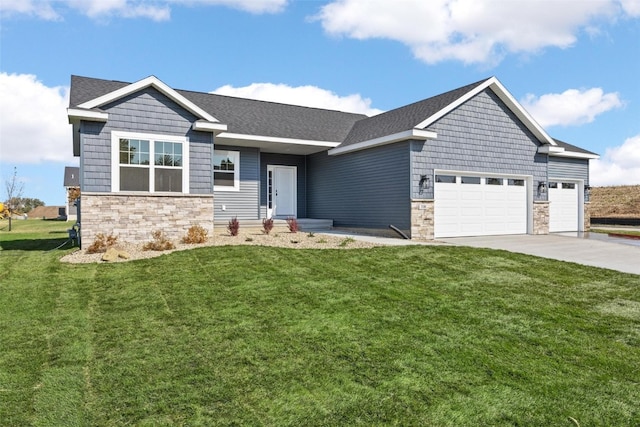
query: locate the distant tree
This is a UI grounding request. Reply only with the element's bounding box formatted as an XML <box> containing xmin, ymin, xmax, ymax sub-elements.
<box><xmin>18</xmin><ymin>197</ymin><xmax>45</xmax><ymax>213</ymax></box>
<box><xmin>4</xmin><ymin>167</ymin><xmax>25</xmax><ymax>231</ymax></box>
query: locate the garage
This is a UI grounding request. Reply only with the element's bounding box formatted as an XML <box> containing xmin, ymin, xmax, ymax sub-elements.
<box><xmin>434</xmin><ymin>173</ymin><xmax>528</xmax><ymax>238</ymax></box>
<box><xmin>548</xmin><ymin>181</ymin><xmax>579</xmax><ymax>232</ymax></box>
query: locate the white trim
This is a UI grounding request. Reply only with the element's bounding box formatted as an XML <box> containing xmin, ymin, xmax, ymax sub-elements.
<box><xmin>328</xmin><ymin>129</ymin><xmax>437</xmax><ymax>156</ymax></box>
<box><xmin>537</xmin><ymin>145</ymin><xmax>565</xmax><ymax>154</ymax></box>
<box><xmin>192</xmin><ymin>120</ymin><xmax>228</xmax><ymax>133</ymax></box>
<box><xmin>416</xmin><ymin>77</ymin><xmax>556</xmax><ymax>146</ymax></box>
<box><xmin>111</xmin><ymin>130</ymin><xmax>189</xmax><ymax>194</ymax></box>
<box><xmin>67</xmin><ymin>108</ymin><xmax>108</xmax><ymax>123</ymax></box>
<box><xmin>213</xmin><ymin>149</ymin><xmax>240</xmax><ymax>192</ymax></box>
<box><xmin>217</xmin><ymin>132</ymin><xmax>341</xmax><ymax>149</ymax></box>
<box><xmin>550</xmin><ymin>151</ymin><xmax>599</xmax><ymax>160</ymax></box>
<box><xmin>78</xmin><ymin>76</ymin><xmax>221</xmax><ymax>123</ymax></box>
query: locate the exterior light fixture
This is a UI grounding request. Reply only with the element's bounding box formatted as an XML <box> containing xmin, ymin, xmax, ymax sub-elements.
<box><xmin>538</xmin><ymin>181</ymin><xmax>547</xmax><ymax>195</ymax></box>
<box><xmin>419</xmin><ymin>175</ymin><xmax>431</xmax><ymax>191</ymax></box>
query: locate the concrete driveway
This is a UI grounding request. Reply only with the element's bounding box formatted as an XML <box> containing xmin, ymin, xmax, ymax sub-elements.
<box><xmin>441</xmin><ymin>234</ymin><xmax>640</xmax><ymax>276</ymax></box>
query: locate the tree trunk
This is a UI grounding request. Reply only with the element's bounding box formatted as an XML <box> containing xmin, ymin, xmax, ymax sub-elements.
<box><xmin>8</xmin><ymin>215</ymin><xmax>12</xmax><ymax>231</ymax></box>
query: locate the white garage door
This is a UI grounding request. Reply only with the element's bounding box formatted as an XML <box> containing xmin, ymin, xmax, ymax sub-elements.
<box><xmin>549</xmin><ymin>181</ymin><xmax>578</xmax><ymax>232</ymax></box>
<box><xmin>434</xmin><ymin>174</ymin><xmax>528</xmax><ymax>238</ymax></box>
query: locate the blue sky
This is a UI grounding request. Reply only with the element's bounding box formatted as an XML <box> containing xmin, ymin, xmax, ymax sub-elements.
<box><xmin>1</xmin><ymin>0</ymin><xmax>639</xmax><ymax>206</ymax></box>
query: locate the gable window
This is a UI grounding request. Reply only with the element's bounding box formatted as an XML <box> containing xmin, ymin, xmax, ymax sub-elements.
<box><xmin>112</xmin><ymin>131</ymin><xmax>189</xmax><ymax>193</ymax></box>
<box><xmin>213</xmin><ymin>150</ymin><xmax>239</xmax><ymax>191</ymax></box>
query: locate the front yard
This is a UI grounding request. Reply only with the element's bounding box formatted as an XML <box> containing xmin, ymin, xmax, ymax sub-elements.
<box><xmin>1</xmin><ymin>220</ymin><xmax>639</xmax><ymax>425</ymax></box>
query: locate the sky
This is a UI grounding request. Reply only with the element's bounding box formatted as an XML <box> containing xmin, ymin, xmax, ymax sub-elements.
<box><xmin>0</xmin><ymin>0</ymin><xmax>639</xmax><ymax>206</ymax></box>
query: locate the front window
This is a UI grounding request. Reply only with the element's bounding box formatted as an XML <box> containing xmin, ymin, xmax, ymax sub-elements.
<box><xmin>213</xmin><ymin>150</ymin><xmax>239</xmax><ymax>191</ymax></box>
<box><xmin>112</xmin><ymin>131</ymin><xmax>188</xmax><ymax>193</ymax></box>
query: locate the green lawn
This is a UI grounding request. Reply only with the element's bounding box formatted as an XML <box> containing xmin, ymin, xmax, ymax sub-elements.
<box><xmin>2</xmin><ymin>220</ymin><xmax>639</xmax><ymax>426</ymax></box>
<box><xmin>591</xmin><ymin>228</ymin><xmax>640</xmax><ymax>237</ymax></box>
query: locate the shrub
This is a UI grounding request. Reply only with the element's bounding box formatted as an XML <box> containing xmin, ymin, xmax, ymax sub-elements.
<box><xmin>143</xmin><ymin>230</ymin><xmax>176</xmax><ymax>251</ymax></box>
<box><xmin>182</xmin><ymin>225</ymin><xmax>208</xmax><ymax>244</ymax></box>
<box><xmin>286</xmin><ymin>217</ymin><xmax>298</xmax><ymax>233</ymax></box>
<box><xmin>262</xmin><ymin>217</ymin><xmax>274</xmax><ymax>235</ymax></box>
<box><xmin>307</xmin><ymin>232</ymin><xmax>315</xmax><ymax>238</ymax></box>
<box><xmin>338</xmin><ymin>237</ymin><xmax>355</xmax><ymax>247</ymax></box>
<box><xmin>86</xmin><ymin>233</ymin><xmax>117</xmax><ymax>254</ymax></box>
<box><xmin>228</xmin><ymin>217</ymin><xmax>240</xmax><ymax>236</ymax></box>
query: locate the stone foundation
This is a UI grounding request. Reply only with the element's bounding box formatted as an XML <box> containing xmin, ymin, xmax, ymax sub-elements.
<box><xmin>584</xmin><ymin>202</ymin><xmax>591</xmax><ymax>231</ymax></box>
<box><xmin>533</xmin><ymin>201</ymin><xmax>549</xmax><ymax>235</ymax></box>
<box><xmin>80</xmin><ymin>192</ymin><xmax>214</xmax><ymax>246</ymax></box>
<box><xmin>410</xmin><ymin>199</ymin><xmax>435</xmax><ymax>240</ymax></box>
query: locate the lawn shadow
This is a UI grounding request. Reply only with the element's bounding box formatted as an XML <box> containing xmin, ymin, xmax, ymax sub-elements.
<box><xmin>0</xmin><ymin>235</ymin><xmax>77</xmax><ymax>252</ymax></box>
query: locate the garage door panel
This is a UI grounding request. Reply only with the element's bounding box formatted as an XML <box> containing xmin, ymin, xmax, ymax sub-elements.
<box><xmin>435</xmin><ymin>173</ymin><xmax>528</xmax><ymax>238</ymax></box>
<box><xmin>549</xmin><ymin>183</ymin><xmax>578</xmax><ymax>232</ymax></box>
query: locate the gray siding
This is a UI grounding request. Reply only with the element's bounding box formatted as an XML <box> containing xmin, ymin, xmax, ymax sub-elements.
<box><xmin>80</xmin><ymin>87</ymin><xmax>213</xmax><ymax>194</ymax></box>
<box><xmin>415</xmin><ymin>89</ymin><xmax>547</xmax><ymax>201</ymax></box>
<box><xmin>548</xmin><ymin>157</ymin><xmax>589</xmax><ymax>185</ymax></box>
<box><xmin>308</xmin><ymin>142</ymin><xmax>411</xmax><ymax>231</ymax></box>
<box><xmin>214</xmin><ymin>145</ymin><xmax>260</xmax><ymax>220</ymax></box>
<box><xmin>260</xmin><ymin>153</ymin><xmax>307</xmax><ymax>218</ymax></box>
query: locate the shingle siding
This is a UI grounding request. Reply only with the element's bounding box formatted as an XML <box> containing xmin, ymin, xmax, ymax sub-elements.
<box><xmin>548</xmin><ymin>157</ymin><xmax>589</xmax><ymax>184</ymax></box>
<box><xmin>214</xmin><ymin>145</ymin><xmax>260</xmax><ymax>220</ymax></box>
<box><xmin>414</xmin><ymin>89</ymin><xmax>547</xmax><ymax>200</ymax></box>
<box><xmin>260</xmin><ymin>153</ymin><xmax>307</xmax><ymax>218</ymax></box>
<box><xmin>308</xmin><ymin>142</ymin><xmax>411</xmax><ymax>231</ymax></box>
<box><xmin>79</xmin><ymin>87</ymin><xmax>213</xmax><ymax>194</ymax></box>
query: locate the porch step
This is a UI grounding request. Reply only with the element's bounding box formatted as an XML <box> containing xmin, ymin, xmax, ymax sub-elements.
<box><xmin>213</xmin><ymin>218</ymin><xmax>333</xmax><ymax>233</ymax></box>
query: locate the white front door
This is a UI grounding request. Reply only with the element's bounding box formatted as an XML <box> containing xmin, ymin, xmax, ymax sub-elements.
<box><xmin>549</xmin><ymin>181</ymin><xmax>579</xmax><ymax>232</ymax></box>
<box><xmin>267</xmin><ymin>165</ymin><xmax>297</xmax><ymax>218</ymax></box>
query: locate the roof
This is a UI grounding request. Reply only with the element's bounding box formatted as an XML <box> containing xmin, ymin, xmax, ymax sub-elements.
<box><xmin>68</xmin><ymin>75</ymin><xmax>594</xmax><ymax>159</ymax></box>
<box><xmin>63</xmin><ymin>166</ymin><xmax>79</xmax><ymax>187</ymax></box>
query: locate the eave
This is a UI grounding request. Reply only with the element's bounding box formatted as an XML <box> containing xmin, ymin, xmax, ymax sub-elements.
<box><xmin>328</xmin><ymin>129</ymin><xmax>437</xmax><ymax>156</ymax></box>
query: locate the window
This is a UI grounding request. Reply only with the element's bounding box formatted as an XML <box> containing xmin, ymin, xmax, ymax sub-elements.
<box><xmin>436</xmin><ymin>175</ymin><xmax>456</xmax><ymax>183</ymax></box>
<box><xmin>548</xmin><ymin>182</ymin><xmax>558</xmax><ymax>189</ymax></box>
<box><xmin>508</xmin><ymin>179</ymin><xmax>525</xmax><ymax>186</ymax></box>
<box><xmin>213</xmin><ymin>150</ymin><xmax>239</xmax><ymax>191</ymax></box>
<box><xmin>461</xmin><ymin>176</ymin><xmax>481</xmax><ymax>184</ymax></box>
<box><xmin>486</xmin><ymin>177</ymin><xmax>503</xmax><ymax>185</ymax></box>
<box><xmin>112</xmin><ymin>131</ymin><xmax>188</xmax><ymax>193</ymax></box>
<box><xmin>562</xmin><ymin>182</ymin><xmax>576</xmax><ymax>189</ymax></box>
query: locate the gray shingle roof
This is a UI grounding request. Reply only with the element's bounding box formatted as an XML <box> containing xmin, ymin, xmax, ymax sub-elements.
<box><xmin>553</xmin><ymin>138</ymin><xmax>598</xmax><ymax>156</ymax></box>
<box><xmin>69</xmin><ymin>75</ymin><xmax>366</xmax><ymax>143</ymax></box>
<box><xmin>340</xmin><ymin>78</ymin><xmax>491</xmax><ymax>146</ymax></box>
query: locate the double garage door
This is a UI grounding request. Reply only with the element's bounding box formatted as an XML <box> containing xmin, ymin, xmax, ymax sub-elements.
<box><xmin>434</xmin><ymin>173</ymin><xmax>527</xmax><ymax>238</ymax></box>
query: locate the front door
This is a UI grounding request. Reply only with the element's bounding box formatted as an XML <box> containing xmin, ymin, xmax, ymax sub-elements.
<box><xmin>267</xmin><ymin>165</ymin><xmax>297</xmax><ymax>218</ymax></box>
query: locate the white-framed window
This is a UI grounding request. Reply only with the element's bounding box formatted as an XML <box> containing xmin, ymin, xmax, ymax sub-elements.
<box><xmin>213</xmin><ymin>150</ymin><xmax>239</xmax><ymax>191</ymax></box>
<box><xmin>111</xmin><ymin>131</ymin><xmax>189</xmax><ymax>193</ymax></box>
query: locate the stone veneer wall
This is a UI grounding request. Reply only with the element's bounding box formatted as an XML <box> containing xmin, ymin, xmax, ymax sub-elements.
<box><xmin>584</xmin><ymin>202</ymin><xmax>591</xmax><ymax>231</ymax></box>
<box><xmin>410</xmin><ymin>199</ymin><xmax>435</xmax><ymax>240</ymax></box>
<box><xmin>533</xmin><ymin>201</ymin><xmax>550</xmax><ymax>235</ymax></box>
<box><xmin>80</xmin><ymin>192</ymin><xmax>214</xmax><ymax>246</ymax></box>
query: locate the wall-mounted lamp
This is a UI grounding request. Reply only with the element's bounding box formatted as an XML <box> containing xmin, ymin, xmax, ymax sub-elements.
<box><xmin>584</xmin><ymin>185</ymin><xmax>591</xmax><ymax>201</ymax></box>
<box><xmin>537</xmin><ymin>181</ymin><xmax>547</xmax><ymax>196</ymax></box>
<box><xmin>419</xmin><ymin>175</ymin><xmax>431</xmax><ymax>192</ymax></box>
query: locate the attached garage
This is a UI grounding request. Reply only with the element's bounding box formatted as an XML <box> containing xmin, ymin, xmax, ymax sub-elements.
<box><xmin>549</xmin><ymin>180</ymin><xmax>579</xmax><ymax>232</ymax></box>
<box><xmin>434</xmin><ymin>172</ymin><xmax>529</xmax><ymax>238</ymax></box>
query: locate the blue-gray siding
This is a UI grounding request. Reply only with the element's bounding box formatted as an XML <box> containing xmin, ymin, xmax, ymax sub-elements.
<box><xmin>414</xmin><ymin>89</ymin><xmax>547</xmax><ymax>201</ymax></box>
<box><xmin>307</xmin><ymin>142</ymin><xmax>411</xmax><ymax>231</ymax></box>
<box><xmin>80</xmin><ymin>87</ymin><xmax>213</xmax><ymax>194</ymax></box>
<box><xmin>214</xmin><ymin>145</ymin><xmax>260</xmax><ymax>220</ymax></box>
<box><xmin>260</xmin><ymin>153</ymin><xmax>307</xmax><ymax>218</ymax></box>
<box><xmin>548</xmin><ymin>157</ymin><xmax>589</xmax><ymax>185</ymax></box>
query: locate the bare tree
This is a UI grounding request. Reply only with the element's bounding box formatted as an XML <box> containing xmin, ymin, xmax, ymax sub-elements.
<box><xmin>4</xmin><ymin>167</ymin><xmax>25</xmax><ymax>231</ymax></box>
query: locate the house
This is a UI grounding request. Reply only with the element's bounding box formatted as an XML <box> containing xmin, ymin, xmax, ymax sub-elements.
<box><xmin>67</xmin><ymin>75</ymin><xmax>598</xmax><ymax>245</ymax></box>
<box><xmin>63</xmin><ymin>166</ymin><xmax>79</xmax><ymax>221</ymax></box>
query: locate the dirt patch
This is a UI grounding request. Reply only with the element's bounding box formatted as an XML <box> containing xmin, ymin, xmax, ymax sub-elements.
<box><xmin>590</xmin><ymin>185</ymin><xmax>640</xmax><ymax>218</ymax></box>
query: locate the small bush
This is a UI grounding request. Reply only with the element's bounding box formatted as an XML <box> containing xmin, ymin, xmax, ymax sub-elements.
<box><xmin>338</xmin><ymin>237</ymin><xmax>355</xmax><ymax>247</ymax></box>
<box><xmin>143</xmin><ymin>230</ymin><xmax>176</xmax><ymax>251</ymax></box>
<box><xmin>182</xmin><ymin>225</ymin><xmax>208</xmax><ymax>244</ymax></box>
<box><xmin>86</xmin><ymin>233</ymin><xmax>117</xmax><ymax>254</ymax></box>
<box><xmin>262</xmin><ymin>218</ymin><xmax>274</xmax><ymax>235</ymax></box>
<box><xmin>307</xmin><ymin>232</ymin><xmax>315</xmax><ymax>238</ymax></box>
<box><xmin>228</xmin><ymin>217</ymin><xmax>240</xmax><ymax>236</ymax></box>
<box><xmin>286</xmin><ymin>217</ymin><xmax>298</xmax><ymax>233</ymax></box>
<box><xmin>245</xmin><ymin>237</ymin><xmax>254</xmax><ymax>242</ymax></box>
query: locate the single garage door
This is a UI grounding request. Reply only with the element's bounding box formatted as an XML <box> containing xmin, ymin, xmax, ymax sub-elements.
<box><xmin>434</xmin><ymin>173</ymin><xmax>528</xmax><ymax>238</ymax></box>
<box><xmin>549</xmin><ymin>181</ymin><xmax>578</xmax><ymax>232</ymax></box>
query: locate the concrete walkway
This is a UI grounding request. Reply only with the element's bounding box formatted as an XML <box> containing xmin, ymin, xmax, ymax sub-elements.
<box><xmin>321</xmin><ymin>230</ymin><xmax>640</xmax><ymax>276</ymax></box>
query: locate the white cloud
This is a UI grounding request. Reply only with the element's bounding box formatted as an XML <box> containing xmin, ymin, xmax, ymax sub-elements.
<box><xmin>315</xmin><ymin>0</ymin><xmax>635</xmax><ymax>65</ymax></box>
<box><xmin>212</xmin><ymin>82</ymin><xmax>383</xmax><ymax>116</ymax></box>
<box><xmin>0</xmin><ymin>0</ymin><xmax>287</xmax><ymax>21</ymax></box>
<box><xmin>521</xmin><ymin>88</ymin><xmax>623</xmax><ymax>128</ymax></box>
<box><xmin>0</xmin><ymin>73</ymin><xmax>73</xmax><ymax>164</ymax></box>
<box><xmin>591</xmin><ymin>135</ymin><xmax>640</xmax><ymax>185</ymax></box>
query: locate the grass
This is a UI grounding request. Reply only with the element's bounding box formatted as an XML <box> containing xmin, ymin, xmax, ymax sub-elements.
<box><xmin>1</xmin><ymin>220</ymin><xmax>640</xmax><ymax>425</ymax></box>
<box><xmin>591</xmin><ymin>228</ymin><xmax>640</xmax><ymax>237</ymax></box>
